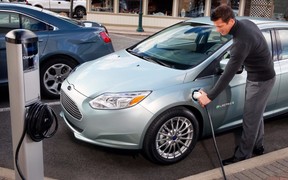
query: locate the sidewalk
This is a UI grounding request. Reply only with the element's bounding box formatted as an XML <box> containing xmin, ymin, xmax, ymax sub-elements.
<box><xmin>105</xmin><ymin>24</ymin><xmax>162</xmax><ymax>36</ymax></box>
<box><xmin>182</xmin><ymin>147</ymin><xmax>288</xmax><ymax>180</ymax></box>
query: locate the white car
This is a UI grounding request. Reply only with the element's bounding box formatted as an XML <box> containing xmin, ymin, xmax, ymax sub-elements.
<box><xmin>26</xmin><ymin>0</ymin><xmax>86</xmax><ymax>18</ymax></box>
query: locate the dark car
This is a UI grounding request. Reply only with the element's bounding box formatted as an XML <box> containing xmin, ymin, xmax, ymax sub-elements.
<box><xmin>0</xmin><ymin>3</ymin><xmax>114</xmax><ymax>98</ymax></box>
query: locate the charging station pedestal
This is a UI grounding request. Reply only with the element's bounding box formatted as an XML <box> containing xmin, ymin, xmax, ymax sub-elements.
<box><xmin>6</xmin><ymin>29</ymin><xmax>44</xmax><ymax>180</ymax></box>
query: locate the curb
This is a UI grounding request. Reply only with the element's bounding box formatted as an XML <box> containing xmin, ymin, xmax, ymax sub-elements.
<box><xmin>180</xmin><ymin>147</ymin><xmax>288</xmax><ymax>180</ymax></box>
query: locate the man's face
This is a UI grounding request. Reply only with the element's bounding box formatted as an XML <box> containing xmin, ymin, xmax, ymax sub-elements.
<box><xmin>213</xmin><ymin>18</ymin><xmax>235</xmax><ymax>35</ymax></box>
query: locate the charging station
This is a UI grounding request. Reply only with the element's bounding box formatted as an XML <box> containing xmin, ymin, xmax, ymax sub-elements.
<box><xmin>6</xmin><ymin>29</ymin><xmax>44</xmax><ymax>180</ymax></box>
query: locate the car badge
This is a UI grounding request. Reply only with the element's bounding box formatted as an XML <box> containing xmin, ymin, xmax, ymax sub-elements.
<box><xmin>67</xmin><ymin>85</ymin><xmax>72</xmax><ymax>91</ymax></box>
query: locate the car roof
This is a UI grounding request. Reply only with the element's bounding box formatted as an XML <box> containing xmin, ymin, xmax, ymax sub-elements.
<box><xmin>0</xmin><ymin>3</ymin><xmax>80</xmax><ymax>29</ymax></box>
<box><xmin>185</xmin><ymin>16</ymin><xmax>288</xmax><ymax>27</ymax></box>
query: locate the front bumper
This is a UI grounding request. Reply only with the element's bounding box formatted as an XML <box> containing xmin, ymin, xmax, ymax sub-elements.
<box><xmin>60</xmin><ymin>81</ymin><xmax>154</xmax><ymax>149</ymax></box>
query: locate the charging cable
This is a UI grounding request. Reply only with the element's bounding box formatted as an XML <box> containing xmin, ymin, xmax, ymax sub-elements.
<box><xmin>15</xmin><ymin>101</ymin><xmax>58</xmax><ymax>180</ymax></box>
<box><xmin>193</xmin><ymin>91</ymin><xmax>227</xmax><ymax>180</ymax></box>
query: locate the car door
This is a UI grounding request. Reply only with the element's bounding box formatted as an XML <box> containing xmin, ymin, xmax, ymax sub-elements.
<box><xmin>20</xmin><ymin>14</ymin><xmax>50</xmax><ymax>57</ymax></box>
<box><xmin>198</xmin><ymin>29</ymin><xmax>279</xmax><ymax>131</ymax></box>
<box><xmin>50</xmin><ymin>0</ymin><xmax>70</xmax><ymax>12</ymax></box>
<box><xmin>0</xmin><ymin>11</ymin><xmax>49</xmax><ymax>84</ymax></box>
<box><xmin>274</xmin><ymin>28</ymin><xmax>288</xmax><ymax>112</ymax></box>
<box><xmin>0</xmin><ymin>12</ymin><xmax>20</xmax><ymax>84</ymax></box>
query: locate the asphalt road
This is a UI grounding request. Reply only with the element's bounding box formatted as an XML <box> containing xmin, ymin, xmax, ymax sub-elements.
<box><xmin>1</xmin><ymin>103</ymin><xmax>288</xmax><ymax>180</ymax></box>
<box><xmin>1</xmin><ymin>33</ymin><xmax>288</xmax><ymax>180</ymax></box>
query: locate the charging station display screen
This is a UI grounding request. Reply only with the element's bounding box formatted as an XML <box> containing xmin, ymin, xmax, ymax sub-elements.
<box><xmin>22</xmin><ymin>42</ymin><xmax>38</xmax><ymax>72</ymax></box>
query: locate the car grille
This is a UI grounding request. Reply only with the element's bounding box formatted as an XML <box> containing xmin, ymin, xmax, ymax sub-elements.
<box><xmin>60</xmin><ymin>90</ymin><xmax>82</xmax><ymax>120</ymax></box>
<box><xmin>65</xmin><ymin>114</ymin><xmax>84</xmax><ymax>133</ymax></box>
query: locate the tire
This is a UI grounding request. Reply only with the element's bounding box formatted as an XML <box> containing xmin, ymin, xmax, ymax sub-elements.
<box><xmin>40</xmin><ymin>56</ymin><xmax>78</xmax><ymax>99</ymax></box>
<box><xmin>74</xmin><ymin>7</ymin><xmax>86</xmax><ymax>18</ymax></box>
<box><xmin>142</xmin><ymin>107</ymin><xmax>199</xmax><ymax>165</ymax></box>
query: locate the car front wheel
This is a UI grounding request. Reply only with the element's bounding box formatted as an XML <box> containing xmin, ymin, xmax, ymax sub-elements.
<box><xmin>40</xmin><ymin>56</ymin><xmax>77</xmax><ymax>99</ymax></box>
<box><xmin>142</xmin><ymin>107</ymin><xmax>199</xmax><ymax>165</ymax></box>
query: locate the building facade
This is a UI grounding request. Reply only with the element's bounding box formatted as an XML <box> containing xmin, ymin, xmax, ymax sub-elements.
<box><xmin>86</xmin><ymin>0</ymin><xmax>286</xmax><ymax>29</ymax></box>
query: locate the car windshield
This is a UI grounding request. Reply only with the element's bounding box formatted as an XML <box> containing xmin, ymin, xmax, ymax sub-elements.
<box><xmin>128</xmin><ymin>22</ymin><xmax>232</xmax><ymax>70</ymax></box>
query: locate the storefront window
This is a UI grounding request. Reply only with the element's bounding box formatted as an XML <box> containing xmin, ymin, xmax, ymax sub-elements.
<box><xmin>211</xmin><ymin>0</ymin><xmax>239</xmax><ymax>16</ymax></box>
<box><xmin>119</xmin><ymin>0</ymin><xmax>140</xmax><ymax>13</ymax></box>
<box><xmin>178</xmin><ymin>0</ymin><xmax>204</xmax><ymax>17</ymax></box>
<box><xmin>91</xmin><ymin>0</ymin><xmax>114</xmax><ymax>12</ymax></box>
<box><xmin>148</xmin><ymin>0</ymin><xmax>173</xmax><ymax>16</ymax></box>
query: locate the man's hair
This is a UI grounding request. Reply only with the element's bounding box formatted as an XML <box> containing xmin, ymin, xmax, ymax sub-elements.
<box><xmin>210</xmin><ymin>4</ymin><xmax>235</xmax><ymax>23</ymax></box>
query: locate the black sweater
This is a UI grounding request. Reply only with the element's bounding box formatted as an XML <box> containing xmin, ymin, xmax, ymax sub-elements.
<box><xmin>207</xmin><ymin>19</ymin><xmax>276</xmax><ymax>100</ymax></box>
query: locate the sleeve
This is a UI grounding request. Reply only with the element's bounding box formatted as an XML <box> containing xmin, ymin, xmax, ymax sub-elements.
<box><xmin>207</xmin><ymin>41</ymin><xmax>250</xmax><ymax>100</ymax></box>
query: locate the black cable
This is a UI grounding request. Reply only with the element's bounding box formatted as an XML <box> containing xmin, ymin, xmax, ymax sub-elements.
<box><xmin>205</xmin><ymin>106</ymin><xmax>227</xmax><ymax>180</ymax></box>
<box><xmin>15</xmin><ymin>101</ymin><xmax>58</xmax><ymax>180</ymax></box>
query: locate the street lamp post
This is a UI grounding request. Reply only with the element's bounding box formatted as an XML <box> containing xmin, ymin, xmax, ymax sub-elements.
<box><xmin>136</xmin><ymin>0</ymin><xmax>144</xmax><ymax>32</ymax></box>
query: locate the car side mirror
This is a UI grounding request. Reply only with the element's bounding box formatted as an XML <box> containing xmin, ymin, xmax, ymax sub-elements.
<box><xmin>218</xmin><ymin>58</ymin><xmax>244</xmax><ymax>74</ymax></box>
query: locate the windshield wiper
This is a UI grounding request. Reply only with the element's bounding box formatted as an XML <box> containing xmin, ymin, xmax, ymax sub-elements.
<box><xmin>142</xmin><ymin>56</ymin><xmax>171</xmax><ymax>68</ymax></box>
<box><xmin>127</xmin><ymin>49</ymin><xmax>171</xmax><ymax>68</ymax></box>
<box><xmin>127</xmin><ymin>49</ymin><xmax>140</xmax><ymax>57</ymax></box>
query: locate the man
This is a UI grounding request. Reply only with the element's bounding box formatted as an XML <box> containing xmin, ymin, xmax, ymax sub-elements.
<box><xmin>198</xmin><ymin>4</ymin><xmax>276</xmax><ymax>165</ymax></box>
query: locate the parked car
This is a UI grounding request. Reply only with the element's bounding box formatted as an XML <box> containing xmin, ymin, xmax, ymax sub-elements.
<box><xmin>0</xmin><ymin>0</ymin><xmax>10</xmax><ymax>3</ymax></box>
<box><xmin>25</xmin><ymin>0</ymin><xmax>86</xmax><ymax>18</ymax></box>
<box><xmin>60</xmin><ymin>16</ymin><xmax>288</xmax><ymax>164</ymax></box>
<box><xmin>0</xmin><ymin>3</ymin><xmax>114</xmax><ymax>98</ymax></box>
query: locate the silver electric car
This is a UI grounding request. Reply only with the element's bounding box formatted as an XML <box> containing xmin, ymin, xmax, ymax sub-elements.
<box><xmin>60</xmin><ymin>17</ymin><xmax>288</xmax><ymax>164</ymax></box>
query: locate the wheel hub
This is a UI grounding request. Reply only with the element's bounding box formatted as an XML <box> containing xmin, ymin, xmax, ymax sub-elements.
<box><xmin>55</xmin><ymin>75</ymin><xmax>63</xmax><ymax>83</ymax></box>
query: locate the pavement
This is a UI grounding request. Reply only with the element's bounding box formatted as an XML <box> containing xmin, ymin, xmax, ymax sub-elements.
<box><xmin>1</xmin><ymin>25</ymin><xmax>288</xmax><ymax>180</ymax></box>
<box><xmin>2</xmin><ymin>147</ymin><xmax>288</xmax><ymax>180</ymax></box>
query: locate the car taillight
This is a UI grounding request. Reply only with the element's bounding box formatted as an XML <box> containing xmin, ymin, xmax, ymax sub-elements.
<box><xmin>99</xmin><ymin>31</ymin><xmax>111</xmax><ymax>43</ymax></box>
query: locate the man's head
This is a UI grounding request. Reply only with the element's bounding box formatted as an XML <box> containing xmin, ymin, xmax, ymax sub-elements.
<box><xmin>211</xmin><ymin>4</ymin><xmax>235</xmax><ymax>35</ymax></box>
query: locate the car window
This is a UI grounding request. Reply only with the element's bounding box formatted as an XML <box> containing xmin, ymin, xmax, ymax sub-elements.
<box><xmin>128</xmin><ymin>22</ymin><xmax>232</xmax><ymax>70</ymax></box>
<box><xmin>0</xmin><ymin>12</ymin><xmax>20</xmax><ymax>34</ymax></box>
<box><xmin>277</xmin><ymin>29</ymin><xmax>288</xmax><ymax>60</ymax></box>
<box><xmin>0</xmin><ymin>11</ymin><xmax>49</xmax><ymax>34</ymax></box>
<box><xmin>262</xmin><ymin>29</ymin><xmax>273</xmax><ymax>58</ymax></box>
<box><xmin>21</xmin><ymin>15</ymin><xmax>49</xmax><ymax>31</ymax></box>
<box><xmin>196</xmin><ymin>49</ymin><xmax>231</xmax><ymax>79</ymax></box>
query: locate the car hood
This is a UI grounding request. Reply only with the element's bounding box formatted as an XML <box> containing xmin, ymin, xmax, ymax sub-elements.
<box><xmin>67</xmin><ymin>50</ymin><xmax>186</xmax><ymax>97</ymax></box>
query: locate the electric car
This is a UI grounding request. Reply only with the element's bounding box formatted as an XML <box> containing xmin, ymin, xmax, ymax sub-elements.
<box><xmin>0</xmin><ymin>3</ymin><xmax>114</xmax><ymax>98</ymax></box>
<box><xmin>60</xmin><ymin>17</ymin><xmax>288</xmax><ymax>164</ymax></box>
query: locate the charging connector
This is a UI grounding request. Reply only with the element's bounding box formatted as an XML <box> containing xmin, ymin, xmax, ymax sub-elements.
<box><xmin>192</xmin><ymin>91</ymin><xmax>202</xmax><ymax>100</ymax></box>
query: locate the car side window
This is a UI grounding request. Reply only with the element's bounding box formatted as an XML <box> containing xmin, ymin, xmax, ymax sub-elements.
<box><xmin>196</xmin><ymin>49</ymin><xmax>231</xmax><ymax>79</ymax></box>
<box><xmin>21</xmin><ymin>16</ymin><xmax>49</xmax><ymax>32</ymax></box>
<box><xmin>0</xmin><ymin>12</ymin><xmax>20</xmax><ymax>34</ymax></box>
<box><xmin>0</xmin><ymin>12</ymin><xmax>50</xmax><ymax>33</ymax></box>
<box><xmin>261</xmin><ymin>30</ymin><xmax>273</xmax><ymax>58</ymax></box>
<box><xmin>277</xmin><ymin>29</ymin><xmax>288</xmax><ymax>60</ymax></box>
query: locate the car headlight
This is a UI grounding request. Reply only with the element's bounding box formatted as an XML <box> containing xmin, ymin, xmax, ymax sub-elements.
<box><xmin>89</xmin><ymin>91</ymin><xmax>151</xmax><ymax>109</ymax></box>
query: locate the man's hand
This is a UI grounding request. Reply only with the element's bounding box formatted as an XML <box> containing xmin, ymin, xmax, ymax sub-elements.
<box><xmin>198</xmin><ymin>90</ymin><xmax>211</xmax><ymax>107</ymax></box>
